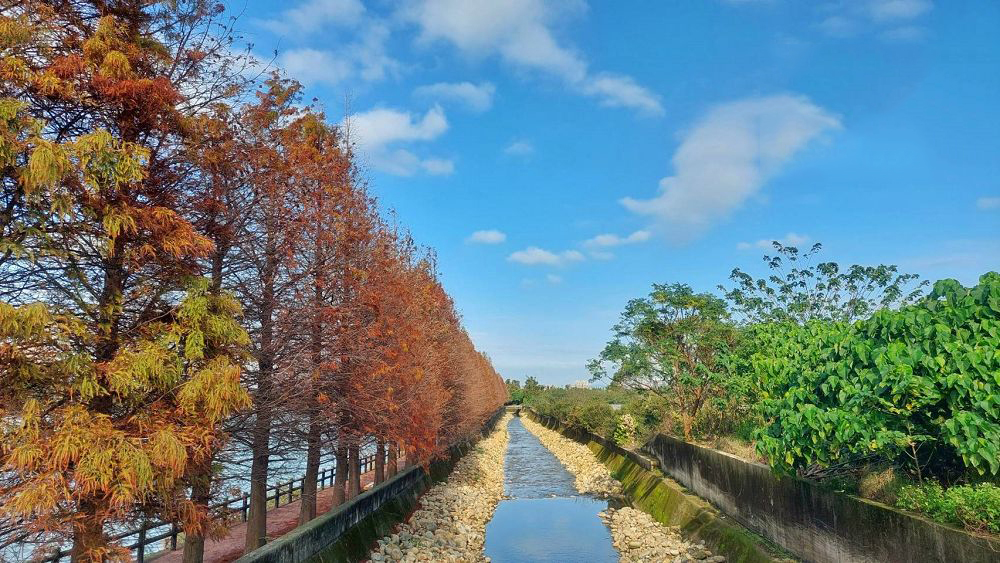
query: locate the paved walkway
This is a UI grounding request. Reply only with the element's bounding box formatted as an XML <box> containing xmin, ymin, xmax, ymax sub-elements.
<box><xmin>153</xmin><ymin>469</ymin><xmax>386</xmax><ymax>563</ymax></box>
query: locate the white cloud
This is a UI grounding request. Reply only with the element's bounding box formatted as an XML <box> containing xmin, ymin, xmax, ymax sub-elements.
<box><xmin>546</xmin><ymin>274</ymin><xmax>563</xmax><ymax>284</ymax></box>
<box><xmin>737</xmin><ymin>232</ymin><xmax>811</xmax><ymax>250</ymax></box>
<box><xmin>257</xmin><ymin>0</ymin><xmax>365</xmax><ymax>35</ymax></box>
<box><xmin>581</xmin><ymin>73</ymin><xmax>664</xmax><ymax>116</ymax></box>
<box><xmin>421</xmin><ymin>158</ymin><xmax>455</xmax><ymax>175</ymax></box>
<box><xmin>508</xmin><ymin>246</ymin><xmax>585</xmax><ymax>266</ymax></box>
<box><xmin>467</xmin><ymin>229</ymin><xmax>507</xmax><ymax>244</ymax></box>
<box><xmin>414</xmin><ymin>81</ymin><xmax>496</xmax><ymax>112</ymax></box>
<box><xmin>348</xmin><ymin>106</ymin><xmax>449</xmax><ymax>149</ymax></box>
<box><xmin>272</xmin><ymin>23</ymin><xmax>399</xmax><ymax>87</ymax></box>
<box><xmin>867</xmin><ymin>0</ymin><xmax>933</xmax><ymax>22</ymax></box>
<box><xmin>365</xmin><ymin>149</ymin><xmax>452</xmax><ymax>177</ymax></box>
<box><xmin>589</xmin><ymin>250</ymin><xmax>615</xmax><ymax>261</ymax></box>
<box><xmin>977</xmin><ymin>197</ymin><xmax>1000</xmax><ymax>210</ymax></box>
<box><xmin>621</xmin><ymin>94</ymin><xmax>840</xmax><ymax>241</ymax></box>
<box><xmin>276</xmin><ymin>49</ymin><xmax>352</xmax><ymax>86</ymax></box>
<box><xmin>817</xmin><ymin>0</ymin><xmax>933</xmax><ymax>39</ymax></box>
<box><xmin>401</xmin><ymin>0</ymin><xmax>662</xmax><ymax>116</ymax></box>
<box><xmin>583</xmin><ymin>230</ymin><xmax>651</xmax><ymax>248</ymax></box>
<box><xmin>504</xmin><ymin>139</ymin><xmax>535</xmax><ymax>156</ymax></box>
<box><xmin>819</xmin><ymin>16</ymin><xmax>857</xmax><ymax>38</ymax></box>
<box><xmin>346</xmin><ymin>106</ymin><xmax>453</xmax><ymax>176</ymax></box>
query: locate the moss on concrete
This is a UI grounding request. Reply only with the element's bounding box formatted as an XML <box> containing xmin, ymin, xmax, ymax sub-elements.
<box><xmin>523</xmin><ymin>408</ymin><xmax>785</xmax><ymax>562</ymax></box>
<box><xmin>308</xmin><ymin>478</ymin><xmax>427</xmax><ymax>563</ymax></box>
<box><xmin>587</xmin><ymin>440</ymin><xmax>784</xmax><ymax>563</ymax></box>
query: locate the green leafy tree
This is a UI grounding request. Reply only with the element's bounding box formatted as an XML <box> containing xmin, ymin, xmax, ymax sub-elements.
<box><xmin>589</xmin><ymin>283</ymin><xmax>737</xmax><ymax>440</ymax></box>
<box><xmin>722</xmin><ymin>242</ymin><xmax>928</xmax><ymax>324</ymax></box>
<box><xmin>755</xmin><ymin>273</ymin><xmax>1000</xmax><ymax>480</ymax></box>
<box><xmin>523</xmin><ymin>375</ymin><xmax>542</xmax><ymax>401</ymax></box>
<box><xmin>505</xmin><ymin>379</ymin><xmax>525</xmax><ymax>403</ymax></box>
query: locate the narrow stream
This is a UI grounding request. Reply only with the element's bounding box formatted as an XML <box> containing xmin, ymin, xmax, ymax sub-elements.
<box><xmin>484</xmin><ymin>416</ymin><xmax>619</xmax><ymax>562</ymax></box>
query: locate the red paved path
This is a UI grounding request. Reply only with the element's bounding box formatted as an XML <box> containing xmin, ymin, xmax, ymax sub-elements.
<box><xmin>153</xmin><ymin>469</ymin><xmax>383</xmax><ymax>563</ymax></box>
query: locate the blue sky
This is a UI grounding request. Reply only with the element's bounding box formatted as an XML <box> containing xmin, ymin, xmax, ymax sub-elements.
<box><xmin>228</xmin><ymin>0</ymin><xmax>999</xmax><ymax>386</ymax></box>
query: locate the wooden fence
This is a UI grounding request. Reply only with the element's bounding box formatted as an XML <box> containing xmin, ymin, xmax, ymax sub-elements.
<box><xmin>41</xmin><ymin>452</ymin><xmax>382</xmax><ymax>562</ymax></box>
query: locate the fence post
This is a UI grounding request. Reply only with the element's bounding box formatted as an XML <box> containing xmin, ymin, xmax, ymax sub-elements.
<box><xmin>169</xmin><ymin>522</ymin><xmax>178</xmax><ymax>551</ymax></box>
<box><xmin>288</xmin><ymin>480</ymin><xmax>294</xmax><ymax>504</ymax></box>
<box><xmin>242</xmin><ymin>492</ymin><xmax>249</xmax><ymax>521</ymax></box>
<box><xmin>136</xmin><ymin>522</ymin><xmax>147</xmax><ymax>563</ymax></box>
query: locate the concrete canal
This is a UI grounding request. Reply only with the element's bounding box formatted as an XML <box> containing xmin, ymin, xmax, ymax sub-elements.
<box><xmin>484</xmin><ymin>416</ymin><xmax>619</xmax><ymax>562</ymax></box>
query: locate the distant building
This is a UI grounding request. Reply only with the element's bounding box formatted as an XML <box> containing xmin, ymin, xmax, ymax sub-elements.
<box><xmin>567</xmin><ymin>380</ymin><xmax>590</xmax><ymax>389</ymax></box>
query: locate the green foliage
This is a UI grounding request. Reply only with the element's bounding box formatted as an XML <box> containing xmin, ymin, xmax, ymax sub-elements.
<box><xmin>523</xmin><ymin>376</ymin><xmax>542</xmax><ymax>395</ymax></box>
<box><xmin>528</xmin><ymin>387</ymin><xmax>628</xmax><ymax>437</ymax></box>
<box><xmin>589</xmin><ymin>283</ymin><xmax>737</xmax><ymax>439</ymax></box>
<box><xmin>622</xmin><ymin>392</ymin><xmax>667</xmax><ymax>443</ymax></box>
<box><xmin>722</xmin><ymin>242</ymin><xmax>927</xmax><ymax>324</ymax></box>
<box><xmin>896</xmin><ymin>482</ymin><xmax>1000</xmax><ymax>534</ymax></box>
<box><xmin>754</xmin><ymin>273</ymin><xmax>1000</xmax><ymax>479</ymax></box>
<box><xmin>613</xmin><ymin>413</ymin><xmax>638</xmax><ymax>447</ymax></box>
<box><xmin>506</xmin><ymin>385</ymin><xmax>526</xmax><ymax>404</ymax></box>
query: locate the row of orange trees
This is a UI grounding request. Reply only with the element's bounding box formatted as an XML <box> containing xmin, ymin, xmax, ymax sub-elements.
<box><xmin>0</xmin><ymin>2</ymin><xmax>507</xmax><ymax>561</ymax></box>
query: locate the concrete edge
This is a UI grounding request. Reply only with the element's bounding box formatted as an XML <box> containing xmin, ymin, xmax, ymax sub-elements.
<box><xmin>236</xmin><ymin>406</ymin><xmax>507</xmax><ymax>563</ymax></box>
<box><xmin>522</xmin><ymin>408</ymin><xmax>791</xmax><ymax>563</ymax></box>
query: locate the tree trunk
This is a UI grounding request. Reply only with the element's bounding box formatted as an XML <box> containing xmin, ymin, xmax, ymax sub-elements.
<box><xmin>387</xmin><ymin>443</ymin><xmax>398</xmax><ymax>478</ymax></box>
<box><xmin>300</xmin><ymin>268</ymin><xmax>324</xmax><ymax>524</ymax></box>
<box><xmin>72</xmin><ymin>246</ymin><xmax>124</xmax><ymax>560</ymax></box>
<box><xmin>299</xmin><ymin>412</ymin><xmax>321</xmax><ymax>524</ymax></box>
<box><xmin>375</xmin><ymin>440</ymin><xmax>385</xmax><ymax>484</ymax></box>
<box><xmin>332</xmin><ymin>443</ymin><xmax>348</xmax><ymax>507</ymax></box>
<box><xmin>245</xmin><ymin>232</ymin><xmax>277</xmax><ymax>555</ymax></box>
<box><xmin>347</xmin><ymin>443</ymin><xmax>361</xmax><ymax>499</ymax></box>
<box><xmin>681</xmin><ymin>413</ymin><xmax>693</xmax><ymax>442</ymax></box>
<box><xmin>185</xmin><ymin>248</ymin><xmax>226</xmax><ymax>563</ymax></box>
<box><xmin>182</xmin><ymin>455</ymin><xmax>213</xmax><ymax>563</ymax></box>
<box><xmin>70</xmin><ymin>499</ymin><xmax>106</xmax><ymax>562</ymax></box>
<box><xmin>244</xmin><ymin>399</ymin><xmax>272</xmax><ymax>553</ymax></box>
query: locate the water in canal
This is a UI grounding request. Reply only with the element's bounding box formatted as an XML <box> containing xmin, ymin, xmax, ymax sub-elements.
<box><xmin>484</xmin><ymin>416</ymin><xmax>619</xmax><ymax>562</ymax></box>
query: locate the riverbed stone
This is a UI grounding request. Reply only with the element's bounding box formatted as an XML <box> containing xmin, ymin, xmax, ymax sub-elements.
<box><xmin>521</xmin><ymin>417</ymin><xmax>722</xmax><ymax>563</ymax></box>
<box><xmin>519</xmin><ymin>416</ymin><xmax>622</xmax><ymax>497</ymax></box>
<box><xmin>365</xmin><ymin>414</ymin><xmax>511</xmax><ymax>562</ymax></box>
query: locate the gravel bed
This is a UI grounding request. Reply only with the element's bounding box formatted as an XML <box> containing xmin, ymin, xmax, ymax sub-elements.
<box><xmin>367</xmin><ymin>414</ymin><xmax>511</xmax><ymax>562</ymax></box>
<box><xmin>519</xmin><ymin>415</ymin><xmax>621</xmax><ymax>497</ymax></box>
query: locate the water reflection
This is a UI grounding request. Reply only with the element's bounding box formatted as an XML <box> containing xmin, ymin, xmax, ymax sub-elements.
<box><xmin>484</xmin><ymin>416</ymin><xmax>618</xmax><ymax>563</ymax></box>
<box><xmin>503</xmin><ymin>414</ymin><xmax>577</xmax><ymax>498</ymax></box>
<box><xmin>485</xmin><ymin>497</ymin><xmax>618</xmax><ymax>562</ymax></box>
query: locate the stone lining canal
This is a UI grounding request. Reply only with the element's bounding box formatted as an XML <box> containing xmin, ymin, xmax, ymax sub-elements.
<box><xmin>484</xmin><ymin>416</ymin><xmax>619</xmax><ymax>562</ymax></box>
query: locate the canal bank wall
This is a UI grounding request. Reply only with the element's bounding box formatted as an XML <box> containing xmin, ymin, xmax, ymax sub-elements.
<box><xmin>235</xmin><ymin>407</ymin><xmax>507</xmax><ymax>563</ymax></box>
<box><xmin>524</xmin><ymin>408</ymin><xmax>1000</xmax><ymax>563</ymax></box>
<box><xmin>522</xmin><ymin>408</ymin><xmax>781</xmax><ymax>563</ymax></box>
<box><xmin>644</xmin><ymin>432</ymin><xmax>999</xmax><ymax>563</ymax></box>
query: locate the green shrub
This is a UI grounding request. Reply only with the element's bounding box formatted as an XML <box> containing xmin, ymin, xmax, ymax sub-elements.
<box><xmin>568</xmin><ymin>401</ymin><xmax>615</xmax><ymax>435</ymax></box>
<box><xmin>754</xmin><ymin>273</ymin><xmax>1000</xmax><ymax>480</ymax></box>
<box><xmin>613</xmin><ymin>413</ymin><xmax>638</xmax><ymax>447</ymax></box>
<box><xmin>896</xmin><ymin>482</ymin><xmax>1000</xmax><ymax>534</ymax></box>
<box><xmin>858</xmin><ymin>467</ymin><xmax>906</xmax><ymax>504</ymax></box>
<box><xmin>623</xmin><ymin>393</ymin><xmax>666</xmax><ymax>443</ymax></box>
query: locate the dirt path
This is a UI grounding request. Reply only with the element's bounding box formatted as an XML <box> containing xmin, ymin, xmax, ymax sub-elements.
<box><xmin>153</xmin><ymin>470</ymin><xmax>382</xmax><ymax>563</ymax></box>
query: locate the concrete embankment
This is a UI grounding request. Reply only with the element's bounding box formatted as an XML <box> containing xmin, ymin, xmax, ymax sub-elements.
<box><xmin>527</xmin><ymin>405</ymin><xmax>1000</xmax><ymax>563</ymax></box>
<box><xmin>519</xmin><ymin>414</ymin><xmax>728</xmax><ymax>563</ymax></box>
<box><xmin>523</xmin><ymin>409</ymin><xmax>782</xmax><ymax>563</ymax></box>
<box><xmin>518</xmin><ymin>414</ymin><xmax>620</xmax><ymax>497</ymax></box>
<box><xmin>234</xmin><ymin>408</ymin><xmax>507</xmax><ymax>563</ymax></box>
<box><xmin>365</xmin><ymin>414</ymin><xmax>511</xmax><ymax>562</ymax></box>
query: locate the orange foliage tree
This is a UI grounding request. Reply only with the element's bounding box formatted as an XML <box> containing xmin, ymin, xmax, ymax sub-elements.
<box><xmin>0</xmin><ymin>2</ymin><xmax>251</xmax><ymax>561</ymax></box>
<box><xmin>1</xmin><ymin>2</ymin><xmax>506</xmax><ymax>561</ymax></box>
